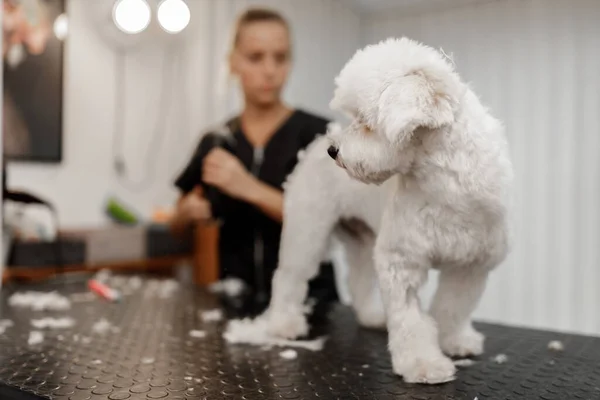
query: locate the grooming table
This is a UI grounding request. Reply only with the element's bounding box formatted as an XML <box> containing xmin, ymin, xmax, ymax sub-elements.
<box><xmin>0</xmin><ymin>275</ymin><xmax>599</xmax><ymax>400</ymax></box>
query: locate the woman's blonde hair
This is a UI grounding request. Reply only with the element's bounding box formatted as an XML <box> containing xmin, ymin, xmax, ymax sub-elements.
<box><xmin>230</xmin><ymin>7</ymin><xmax>291</xmax><ymax>53</ymax></box>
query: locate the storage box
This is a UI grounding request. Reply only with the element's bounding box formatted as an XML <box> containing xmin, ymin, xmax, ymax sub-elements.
<box><xmin>60</xmin><ymin>225</ymin><xmax>146</xmax><ymax>265</ymax></box>
<box><xmin>83</xmin><ymin>225</ymin><xmax>146</xmax><ymax>265</ymax></box>
<box><xmin>8</xmin><ymin>238</ymin><xmax>86</xmax><ymax>267</ymax></box>
<box><xmin>145</xmin><ymin>224</ymin><xmax>193</xmax><ymax>258</ymax></box>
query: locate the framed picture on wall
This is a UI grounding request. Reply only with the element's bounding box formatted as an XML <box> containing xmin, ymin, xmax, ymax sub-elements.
<box><xmin>2</xmin><ymin>0</ymin><xmax>66</xmax><ymax>163</ymax></box>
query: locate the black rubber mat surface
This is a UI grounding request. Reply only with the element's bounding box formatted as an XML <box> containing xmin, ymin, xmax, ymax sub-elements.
<box><xmin>0</xmin><ymin>274</ymin><xmax>599</xmax><ymax>400</ymax></box>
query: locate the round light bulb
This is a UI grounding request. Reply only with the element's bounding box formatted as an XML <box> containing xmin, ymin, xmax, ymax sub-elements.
<box><xmin>113</xmin><ymin>0</ymin><xmax>151</xmax><ymax>34</ymax></box>
<box><xmin>53</xmin><ymin>13</ymin><xmax>68</xmax><ymax>40</ymax></box>
<box><xmin>157</xmin><ymin>0</ymin><xmax>191</xmax><ymax>34</ymax></box>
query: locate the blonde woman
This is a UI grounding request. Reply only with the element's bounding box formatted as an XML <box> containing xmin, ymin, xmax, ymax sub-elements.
<box><xmin>171</xmin><ymin>8</ymin><xmax>338</xmax><ymax>311</ymax></box>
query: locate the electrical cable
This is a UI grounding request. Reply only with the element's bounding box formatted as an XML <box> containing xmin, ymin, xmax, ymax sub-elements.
<box><xmin>111</xmin><ymin>47</ymin><xmax>176</xmax><ymax>192</ymax></box>
<box><xmin>175</xmin><ymin>45</ymin><xmax>190</xmax><ymax>164</ymax></box>
<box><xmin>167</xmin><ymin>45</ymin><xmax>189</xmax><ymax>175</ymax></box>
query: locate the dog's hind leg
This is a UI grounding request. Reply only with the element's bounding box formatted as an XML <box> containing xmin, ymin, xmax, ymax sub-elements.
<box><xmin>327</xmin><ymin>236</ymin><xmax>352</xmax><ymax>305</ymax></box>
<box><xmin>430</xmin><ymin>224</ymin><xmax>508</xmax><ymax>357</ymax></box>
<box><xmin>429</xmin><ymin>267</ymin><xmax>489</xmax><ymax>358</ymax></box>
<box><xmin>339</xmin><ymin>231</ymin><xmax>385</xmax><ymax>329</ymax></box>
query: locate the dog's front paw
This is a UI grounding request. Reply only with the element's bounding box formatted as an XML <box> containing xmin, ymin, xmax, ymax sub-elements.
<box><xmin>393</xmin><ymin>353</ymin><xmax>456</xmax><ymax>384</ymax></box>
<box><xmin>440</xmin><ymin>326</ymin><xmax>484</xmax><ymax>358</ymax></box>
<box><xmin>266</xmin><ymin>311</ymin><xmax>309</xmax><ymax>340</ymax></box>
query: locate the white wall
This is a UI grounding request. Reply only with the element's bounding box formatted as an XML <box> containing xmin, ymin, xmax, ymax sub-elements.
<box><xmin>7</xmin><ymin>0</ymin><xmax>362</xmax><ymax>228</ymax></box>
<box><xmin>366</xmin><ymin>0</ymin><xmax>600</xmax><ymax>335</ymax></box>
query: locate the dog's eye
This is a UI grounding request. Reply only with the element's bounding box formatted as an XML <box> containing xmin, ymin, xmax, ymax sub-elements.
<box><xmin>362</xmin><ymin>125</ymin><xmax>373</xmax><ymax>134</ymax></box>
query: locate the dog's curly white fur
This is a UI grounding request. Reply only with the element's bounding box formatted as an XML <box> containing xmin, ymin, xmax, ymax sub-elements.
<box><xmin>267</xmin><ymin>129</ymin><xmax>392</xmax><ymax>339</ymax></box>
<box><xmin>265</xmin><ymin>37</ymin><xmax>512</xmax><ymax>385</ymax></box>
<box><xmin>328</xmin><ymin>37</ymin><xmax>513</xmax><ymax>384</ymax></box>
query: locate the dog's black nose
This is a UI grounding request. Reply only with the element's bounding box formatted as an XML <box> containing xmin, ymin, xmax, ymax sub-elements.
<box><xmin>327</xmin><ymin>145</ymin><xmax>339</xmax><ymax>160</ymax></box>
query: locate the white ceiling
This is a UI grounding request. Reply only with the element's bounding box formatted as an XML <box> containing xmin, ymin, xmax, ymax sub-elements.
<box><xmin>348</xmin><ymin>0</ymin><xmax>491</xmax><ymax>15</ymax></box>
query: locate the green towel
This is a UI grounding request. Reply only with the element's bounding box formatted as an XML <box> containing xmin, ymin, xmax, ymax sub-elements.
<box><xmin>105</xmin><ymin>197</ymin><xmax>139</xmax><ymax>225</ymax></box>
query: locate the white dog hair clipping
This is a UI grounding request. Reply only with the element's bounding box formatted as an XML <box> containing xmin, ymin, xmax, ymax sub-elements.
<box><xmin>438</xmin><ymin>47</ymin><xmax>456</xmax><ymax>68</ymax></box>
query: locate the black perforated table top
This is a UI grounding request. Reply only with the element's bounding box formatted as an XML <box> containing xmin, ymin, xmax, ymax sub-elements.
<box><xmin>1</xmin><ymin>274</ymin><xmax>599</xmax><ymax>400</ymax></box>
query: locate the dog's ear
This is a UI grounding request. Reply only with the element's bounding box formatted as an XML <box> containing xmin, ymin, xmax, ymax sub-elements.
<box><xmin>377</xmin><ymin>69</ymin><xmax>457</xmax><ymax>147</ymax></box>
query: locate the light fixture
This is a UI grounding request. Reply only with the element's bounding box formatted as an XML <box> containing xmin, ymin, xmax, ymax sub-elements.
<box><xmin>53</xmin><ymin>13</ymin><xmax>69</xmax><ymax>40</ymax></box>
<box><xmin>157</xmin><ymin>0</ymin><xmax>190</xmax><ymax>34</ymax></box>
<box><xmin>112</xmin><ymin>0</ymin><xmax>151</xmax><ymax>34</ymax></box>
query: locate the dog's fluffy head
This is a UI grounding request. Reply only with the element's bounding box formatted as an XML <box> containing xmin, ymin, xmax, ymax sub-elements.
<box><xmin>328</xmin><ymin>37</ymin><xmax>463</xmax><ymax>184</ymax></box>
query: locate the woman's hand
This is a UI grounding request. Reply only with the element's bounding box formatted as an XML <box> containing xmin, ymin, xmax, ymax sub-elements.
<box><xmin>202</xmin><ymin>147</ymin><xmax>283</xmax><ymax>222</ymax></box>
<box><xmin>169</xmin><ymin>186</ymin><xmax>212</xmax><ymax>236</ymax></box>
<box><xmin>179</xmin><ymin>186</ymin><xmax>212</xmax><ymax>222</ymax></box>
<box><xmin>202</xmin><ymin>148</ymin><xmax>256</xmax><ymax>200</ymax></box>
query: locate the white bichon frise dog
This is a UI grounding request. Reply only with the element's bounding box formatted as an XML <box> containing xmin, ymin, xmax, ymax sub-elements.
<box><xmin>267</xmin><ymin>37</ymin><xmax>513</xmax><ymax>385</ymax></box>
<box><xmin>329</xmin><ymin>37</ymin><xmax>513</xmax><ymax>383</ymax></box>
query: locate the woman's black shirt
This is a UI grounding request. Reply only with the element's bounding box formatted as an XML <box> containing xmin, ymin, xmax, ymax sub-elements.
<box><xmin>174</xmin><ymin>109</ymin><xmax>338</xmax><ymax>307</ymax></box>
